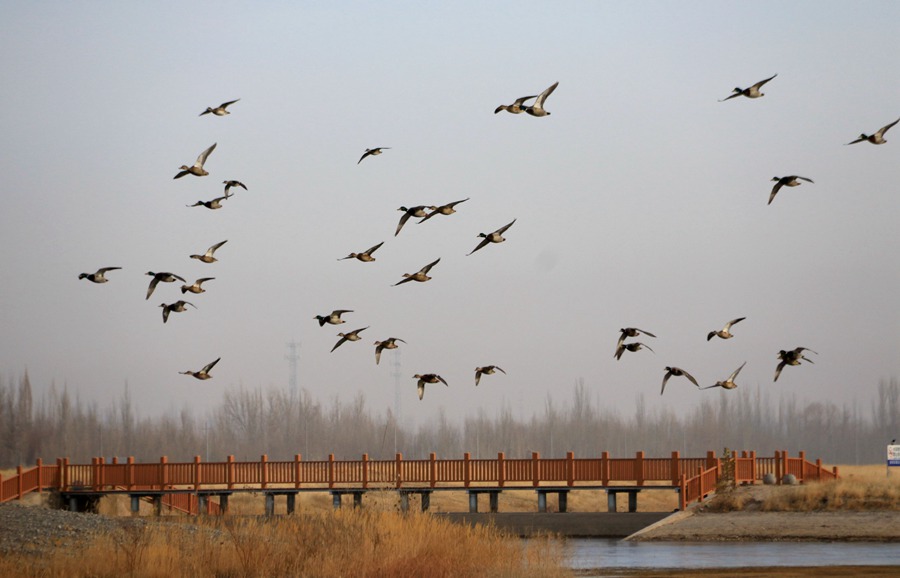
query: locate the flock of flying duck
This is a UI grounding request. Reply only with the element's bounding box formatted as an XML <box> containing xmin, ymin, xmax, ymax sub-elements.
<box><xmin>77</xmin><ymin>77</ymin><xmax>895</xmax><ymax>400</ymax></box>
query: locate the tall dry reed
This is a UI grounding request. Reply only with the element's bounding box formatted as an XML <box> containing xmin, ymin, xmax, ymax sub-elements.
<box><xmin>0</xmin><ymin>510</ymin><xmax>571</xmax><ymax>578</ymax></box>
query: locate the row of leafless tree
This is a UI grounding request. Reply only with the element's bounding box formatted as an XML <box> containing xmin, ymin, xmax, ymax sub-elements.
<box><xmin>1</xmin><ymin>372</ymin><xmax>897</xmax><ymax>468</ymax></box>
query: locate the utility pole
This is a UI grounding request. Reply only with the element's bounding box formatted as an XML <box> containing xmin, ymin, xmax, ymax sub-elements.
<box><xmin>286</xmin><ymin>340</ymin><xmax>300</xmax><ymax>401</ymax></box>
<box><xmin>391</xmin><ymin>348</ymin><xmax>402</xmax><ymax>455</ymax></box>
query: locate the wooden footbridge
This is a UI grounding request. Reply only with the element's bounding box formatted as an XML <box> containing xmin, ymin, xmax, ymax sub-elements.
<box><xmin>1</xmin><ymin>450</ymin><xmax>837</xmax><ymax>515</ymax></box>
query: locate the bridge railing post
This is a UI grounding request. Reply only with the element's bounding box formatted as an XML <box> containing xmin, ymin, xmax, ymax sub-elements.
<box><xmin>17</xmin><ymin>465</ymin><xmax>23</xmax><ymax>500</ymax></box>
<box><xmin>63</xmin><ymin>458</ymin><xmax>70</xmax><ymax>491</ymax></box>
<box><xmin>601</xmin><ymin>451</ymin><xmax>610</xmax><ymax>486</ymax></box>
<box><xmin>697</xmin><ymin>466</ymin><xmax>704</xmax><ymax>503</ymax></box>
<box><xmin>56</xmin><ymin>458</ymin><xmax>63</xmax><ymax>492</ymax></box>
<box><xmin>679</xmin><ymin>473</ymin><xmax>687</xmax><ymax>510</ymax></box>
<box><xmin>127</xmin><ymin>456</ymin><xmax>134</xmax><ymax>491</ymax></box>
<box><xmin>531</xmin><ymin>452</ymin><xmax>540</xmax><ymax>488</ymax></box>
<box><xmin>815</xmin><ymin>458</ymin><xmax>822</xmax><ymax>481</ymax></box>
<box><xmin>194</xmin><ymin>456</ymin><xmax>202</xmax><ymax>491</ymax></box>
<box><xmin>799</xmin><ymin>451</ymin><xmax>807</xmax><ymax>482</ymax></box>
<box><xmin>227</xmin><ymin>455</ymin><xmax>235</xmax><ymax>490</ymax></box>
<box><xmin>429</xmin><ymin>453</ymin><xmax>437</xmax><ymax>488</ymax></box>
<box><xmin>464</xmin><ymin>452</ymin><xmax>471</xmax><ymax>488</ymax></box>
<box><xmin>635</xmin><ymin>451</ymin><xmax>644</xmax><ymax>486</ymax></box>
<box><xmin>566</xmin><ymin>451</ymin><xmax>575</xmax><ymax>487</ymax></box>
<box><xmin>326</xmin><ymin>454</ymin><xmax>334</xmax><ymax>489</ymax></box>
<box><xmin>670</xmin><ymin>451</ymin><xmax>680</xmax><ymax>485</ymax></box>
<box><xmin>395</xmin><ymin>453</ymin><xmax>403</xmax><ymax>489</ymax></box>
<box><xmin>36</xmin><ymin>458</ymin><xmax>43</xmax><ymax>495</ymax></box>
<box><xmin>262</xmin><ymin>454</ymin><xmax>270</xmax><ymax>489</ymax></box>
<box><xmin>294</xmin><ymin>454</ymin><xmax>302</xmax><ymax>489</ymax></box>
<box><xmin>750</xmin><ymin>450</ymin><xmax>757</xmax><ymax>483</ymax></box>
<box><xmin>362</xmin><ymin>454</ymin><xmax>369</xmax><ymax>489</ymax></box>
<box><xmin>91</xmin><ymin>458</ymin><xmax>99</xmax><ymax>492</ymax></box>
<box><xmin>498</xmin><ymin>452</ymin><xmax>506</xmax><ymax>488</ymax></box>
<box><xmin>160</xmin><ymin>456</ymin><xmax>169</xmax><ymax>490</ymax></box>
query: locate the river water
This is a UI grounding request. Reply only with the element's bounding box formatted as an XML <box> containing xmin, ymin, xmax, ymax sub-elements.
<box><xmin>564</xmin><ymin>539</ymin><xmax>900</xmax><ymax>573</ymax></box>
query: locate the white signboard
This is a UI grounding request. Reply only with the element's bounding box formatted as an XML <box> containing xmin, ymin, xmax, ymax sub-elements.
<box><xmin>888</xmin><ymin>445</ymin><xmax>900</xmax><ymax>467</ymax></box>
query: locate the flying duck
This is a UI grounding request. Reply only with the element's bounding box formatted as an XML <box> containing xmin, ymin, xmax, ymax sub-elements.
<box><xmin>145</xmin><ymin>271</ymin><xmax>186</xmax><ymax>300</ymax></box>
<box><xmin>523</xmin><ymin>81</ymin><xmax>559</xmax><ymax>117</ymax></box>
<box><xmin>615</xmin><ymin>341</ymin><xmax>654</xmax><ymax>361</ymax></box>
<box><xmin>419</xmin><ymin>199</ymin><xmax>469</xmax><ymax>223</ymax></box>
<box><xmin>701</xmin><ymin>362</ymin><xmax>747</xmax><ymax>390</ymax></box>
<box><xmin>393</xmin><ymin>258</ymin><xmax>440</xmax><ymax>286</ymax></box>
<box><xmin>769</xmin><ymin>176</ymin><xmax>813</xmax><ymax>205</ymax></box>
<box><xmin>181</xmin><ymin>277</ymin><xmax>214</xmax><ymax>294</ymax></box>
<box><xmin>617</xmin><ymin>328</ymin><xmax>657</xmax><ymax>353</ymax></box>
<box><xmin>661</xmin><ymin>366</ymin><xmax>700</xmax><ymax>395</ymax></box>
<box><xmin>190</xmin><ymin>240</ymin><xmax>228</xmax><ymax>263</ymax></box>
<box><xmin>468</xmin><ymin>219</ymin><xmax>516</xmax><ymax>256</ymax></box>
<box><xmin>180</xmin><ymin>357</ymin><xmax>220</xmax><ymax>380</ymax></box>
<box><xmin>174</xmin><ymin>143</ymin><xmax>217</xmax><ymax>179</ymax></box>
<box><xmin>358</xmin><ymin>147</ymin><xmax>390</xmax><ymax>164</ymax></box>
<box><xmin>494</xmin><ymin>93</ymin><xmax>538</xmax><ymax>114</ymax></box>
<box><xmin>200</xmin><ymin>99</ymin><xmax>239</xmax><ymax>116</ymax></box>
<box><xmin>395</xmin><ymin>206</ymin><xmax>429</xmax><ymax>236</ymax></box>
<box><xmin>339</xmin><ymin>241</ymin><xmax>384</xmax><ymax>262</ymax></box>
<box><xmin>159</xmin><ymin>300</ymin><xmax>196</xmax><ymax>324</ymax></box>
<box><xmin>719</xmin><ymin>74</ymin><xmax>777</xmax><ymax>101</ymax></box>
<box><xmin>223</xmin><ymin>180</ymin><xmax>247</xmax><ymax>195</ymax></box>
<box><xmin>846</xmin><ymin>118</ymin><xmax>899</xmax><ymax>145</ymax></box>
<box><xmin>414</xmin><ymin>373</ymin><xmax>448</xmax><ymax>400</ymax></box>
<box><xmin>475</xmin><ymin>365</ymin><xmax>506</xmax><ymax>386</ymax></box>
<box><xmin>374</xmin><ymin>337</ymin><xmax>406</xmax><ymax>365</ymax></box>
<box><xmin>708</xmin><ymin>317</ymin><xmax>746</xmax><ymax>341</ymax></box>
<box><xmin>331</xmin><ymin>327</ymin><xmax>369</xmax><ymax>353</ymax></box>
<box><xmin>187</xmin><ymin>193</ymin><xmax>232</xmax><ymax>209</ymax></box>
<box><xmin>774</xmin><ymin>347</ymin><xmax>818</xmax><ymax>382</ymax></box>
<box><xmin>78</xmin><ymin>267</ymin><xmax>121</xmax><ymax>283</ymax></box>
<box><xmin>314</xmin><ymin>309</ymin><xmax>353</xmax><ymax>326</ymax></box>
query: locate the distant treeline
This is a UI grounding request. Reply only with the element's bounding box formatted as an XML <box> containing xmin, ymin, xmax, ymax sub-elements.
<box><xmin>1</xmin><ymin>373</ymin><xmax>897</xmax><ymax>468</ymax></box>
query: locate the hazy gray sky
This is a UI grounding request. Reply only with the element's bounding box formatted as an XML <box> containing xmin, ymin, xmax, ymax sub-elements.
<box><xmin>1</xmin><ymin>1</ymin><xmax>897</xmax><ymax>429</ymax></box>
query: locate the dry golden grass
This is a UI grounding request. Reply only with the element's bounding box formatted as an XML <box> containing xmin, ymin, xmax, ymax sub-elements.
<box><xmin>707</xmin><ymin>464</ymin><xmax>900</xmax><ymax>512</ymax></box>
<box><xmin>0</xmin><ymin>509</ymin><xmax>572</xmax><ymax>578</ymax></box>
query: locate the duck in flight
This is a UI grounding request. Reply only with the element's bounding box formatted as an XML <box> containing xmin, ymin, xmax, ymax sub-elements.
<box><xmin>708</xmin><ymin>317</ymin><xmax>746</xmax><ymax>341</ymax></box>
<box><xmin>495</xmin><ymin>93</ymin><xmax>538</xmax><ymax>114</ymax></box>
<box><xmin>190</xmin><ymin>240</ymin><xmax>228</xmax><ymax>263</ymax></box>
<box><xmin>181</xmin><ymin>277</ymin><xmax>214</xmax><ymax>295</ymax></box>
<box><xmin>145</xmin><ymin>271</ymin><xmax>186</xmax><ymax>300</ymax></box>
<box><xmin>187</xmin><ymin>193</ymin><xmax>232</xmax><ymax>210</ymax></box>
<box><xmin>523</xmin><ymin>81</ymin><xmax>559</xmax><ymax>117</ymax></box>
<box><xmin>180</xmin><ymin>357</ymin><xmax>220</xmax><ymax>380</ymax></box>
<box><xmin>331</xmin><ymin>327</ymin><xmax>369</xmax><ymax>353</ymax></box>
<box><xmin>159</xmin><ymin>300</ymin><xmax>196</xmax><ymax>324</ymax></box>
<box><xmin>615</xmin><ymin>341</ymin><xmax>654</xmax><ymax>360</ymax></box>
<box><xmin>374</xmin><ymin>337</ymin><xmax>406</xmax><ymax>365</ymax></box>
<box><xmin>769</xmin><ymin>176</ymin><xmax>813</xmax><ymax>205</ymax></box>
<box><xmin>314</xmin><ymin>309</ymin><xmax>353</xmax><ymax>326</ymax></box>
<box><xmin>661</xmin><ymin>366</ymin><xmax>700</xmax><ymax>395</ymax></box>
<box><xmin>719</xmin><ymin>74</ymin><xmax>777</xmax><ymax>101</ymax></box>
<box><xmin>358</xmin><ymin>147</ymin><xmax>390</xmax><ymax>164</ymax></box>
<box><xmin>617</xmin><ymin>327</ymin><xmax>656</xmax><ymax>353</ymax></box>
<box><xmin>200</xmin><ymin>99</ymin><xmax>239</xmax><ymax>116</ymax></box>
<box><xmin>846</xmin><ymin>118</ymin><xmax>899</xmax><ymax>145</ymax></box>
<box><xmin>414</xmin><ymin>373</ymin><xmax>448</xmax><ymax>400</ymax></box>
<box><xmin>395</xmin><ymin>206</ymin><xmax>429</xmax><ymax>236</ymax></box>
<box><xmin>393</xmin><ymin>258</ymin><xmax>440</xmax><ymax>286</ymax></box>
<box><xmin>701</xmin><ymin>362</ymin><xmax>747</xmax><ymax>390</ymax></box>
<box><xmin>223</xmin><ymin>180</ymin><xmax>247</xmax><ymax>195</ymax></box>
<box><xmin>174</xmin><ymin>143</ymin><xmax>217</xmax><ymax>179</ymax></box>
<box><xmin>468</xmin><ymin>219</ymin><xmax>516</xmax><ymax>256</ymax></box>
<box><xmin>419</xmin><ymin>199</ymin><xmax>469</xmax><ymax>223</ymax></box>
<box><xmin>774</xmin><ymin>347</ymin><xmax>818</xmax><ymax>382</ymax></box>
<box><xmin>339</xmin><ymin>241</ymin><xmax>384</xmax><ymax>262</ymax></box>
<box><xmin>78</xmin><ymin>267</ymin><xmax>121</xmax><ymax>283</ymax></box>
<box><xmin>475</xmin><ymin>365</ymin><xmax>506</xmax><ymax>386</ymax></box>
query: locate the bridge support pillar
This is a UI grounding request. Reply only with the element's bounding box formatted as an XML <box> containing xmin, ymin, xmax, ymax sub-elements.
<box><xmin>607</xmin><ymin>491</ymin><xmax>617</xmax><ymax>512</ymax></box>
<box><xmin>628</xmin><ymin>491</ymin><xmax>638</xmax><ymax>513</ymax></box>
<box><xmin>286</xmin><ymin>493</ymin><xmax>296</xmax><ymax>514</ymax></box>
<box><xmin>400</xmin><ymin>492</ymin><xmax>409</xmax><ymax>513</ymax></box>
<box><xmin>130</xmin><ymin>495</ymin><xmax>140</xmax><ymax>516</ymax></box>
<box><xmin>265</xmin><ymin>493</ymin><xmax>275</xmax><ymax>517</ymax></box>
<box><xmin>152</xmin><ymin>495</ymin><xmax>162</xmax><ymax>516</ymax></box>
<box><xmin>469</xmin><ymin>492</ymin><xmax>478</xmax><ymax>513</ymax></box>
<box><xmin>198</xmin><ymin>495</ymin><xmax>207</xmax><ymax>515</ymax></box>
<box><xmin>537</xmin><ymin>491</ymin><xmax>547</xmax><ymax>513</ymax></box>
<box><xmin>332</xmin><ymin>493</ymin><xmax>342</xmax><ymax>510</ymax></box>
<box><xmin>353</xmin><ymin>493</ymin><xmax>363</xmax><ymax>508</ymax></box>
<box><xmin>558</xmin><ymin>491</ymin><xmax>568</xmax><ymax>513</ymax></box>
<box><xmin>489</xmin><ymin>492</ymin><xmax>499</xmax><ymax>513</ymax></box>
<box><xmin>219</xmin><ymin>494</ymin><xmax>229</xmax><ymax>515</ymax></box>
<box><xmin>421</xmin><ymin>492</ymin><xmax>430</xmax><ymax>512</ymax></box>
<box><xmin>69</xmin><ymin>496</ymin><xmax>79</xmax><ymax>513</ymax></box>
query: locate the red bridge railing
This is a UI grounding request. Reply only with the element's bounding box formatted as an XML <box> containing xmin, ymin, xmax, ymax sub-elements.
<box><xmin>1</xmin><ymin>450</ymin><xmax>837</xmax><ymax>512</ymax></box>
